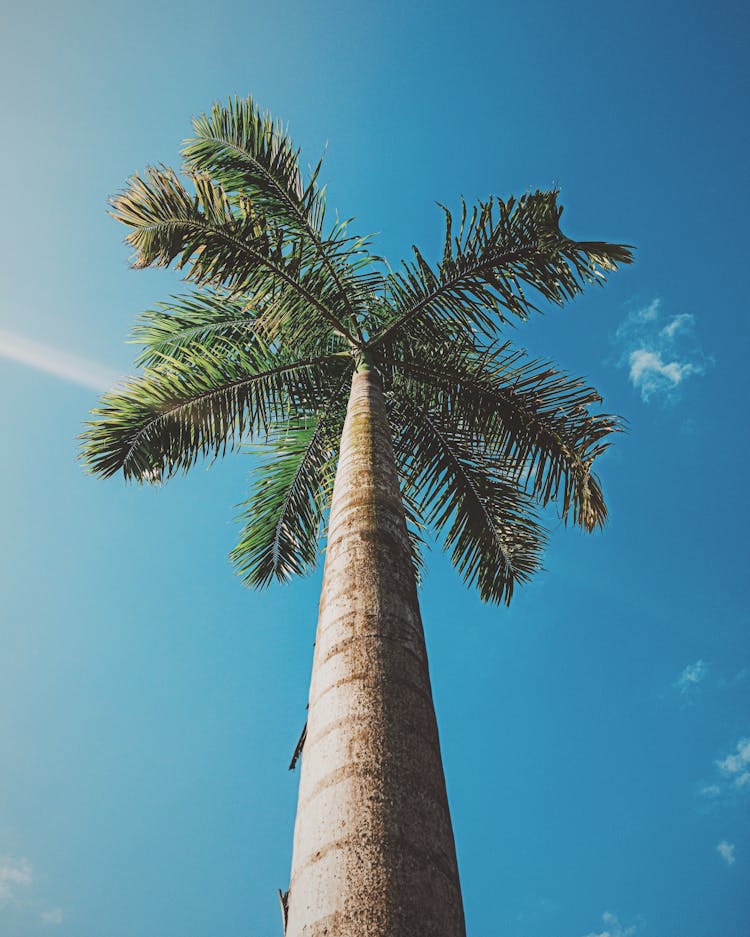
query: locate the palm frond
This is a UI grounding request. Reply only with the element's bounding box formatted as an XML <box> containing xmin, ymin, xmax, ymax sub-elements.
<box><xmin>182</xmin><ymin>95</ymin><xmax>325</xmax><ymax>234</ymax></box>
<box><xmin>231</xmin><ymin>393</ymin><xmax>347</xmax><ymax>587</ymax></box>
<box><xmin>182</xmin><ymin>96</ymin><xmax>375</xmax><ymax>336</ymax></box>
<box><xmin>131</xmin><ymin>289</ymin><xmax>266</xmax><ymax>367</ymax></box>
<box><xmin>371</xmin><ymin>191</ymin><xmax>633</xmax><ymax>349</ymax></box>
<box><xmin>381</xmin><ymin>337</ymin><xmax>619</xmax><ymax>531</ymax></box>
<box><xmin>399</xmin><ymin>486</ymin><xmax>428</xmax><ymax>583</ymax></box>
<box><xmin>81</xmin><ymin>344</ymin><xmax>347</xmax><ymax>483</ymax></box>
<box><xmin>391</xmin><ymin>393</ymin><xmax>546</xmax><ymax>605</ymax></box>
<box><xmin>110</xmin><ymin>166</ymin><xmax>360</xmax><ymax>348</ymax></box>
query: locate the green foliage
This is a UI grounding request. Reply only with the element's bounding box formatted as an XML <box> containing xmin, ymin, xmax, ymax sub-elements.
<box><xmin>83</xmin><ymin>94</ymin><xmax>633</xmax><ymax>605</ymax></box>
<box><xmin>390</xmin><ymin>394</ymin><xmax>545</xmax><ymax>605</ymax></box>
<box><xmin>182</xmin><ymin>96</ymin><xmax>325</xmax><ymax>235</ymax></box>
<box><xmin>380</xmin><ymin>336</ymin><xmax>619</xmax><ymax>532</ymax></box>
<box><xmin>231</xmin><ymin>406</ymin><xmax>344</xmax><ymax>587</ymax></box>
<box><xmin>181</xmin><ymin>95</ymin><xmax>383</xmax><ymax>332</ymax></box>
<box><xmin>81</xmin><ymin>343</ymin><xmax>347</xmax><ymax>482</ymax></box>
<box><xmin>131</xmin><ymin>290</ymin><xmax>264</xmax><ymax>367</ymax></box>
<box><xmin>374</xmin><ymin>192</ymin><xmax>632</xmax><ymax>351</ymax></box>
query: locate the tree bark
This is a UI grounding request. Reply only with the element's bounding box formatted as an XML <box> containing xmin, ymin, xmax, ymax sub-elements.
<box><xmin>285</xmin><ymin>368</ymin><xmax>466</xmax><ymax>937</ymax></box>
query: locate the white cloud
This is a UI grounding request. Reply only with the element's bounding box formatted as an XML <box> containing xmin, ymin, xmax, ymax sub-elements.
<box><xmin>41</xmin><ymin>908</ymin><xmax>64</xmax><ymax>925</ymax></box>
<box><xmin>701</xmin><ymin>737</ymin><xmax>750</xmax><ymax>802</ymax></box>
<box><xmin>628</xmin><ymin>349</ymin><xmax>700</xmax><ymax>400</ymax></box>
<box><xmin>0</xmin><ymin>329</ymin><xmax>121</xmax><ymax>392</ymax></box>
<box><xmin>0</xmin><ymin>857</ymin><xmax>32</xmax><ymax>909</ymax></box>
<box><xmin>717</xmin><ymin>738</ymin><xmax>750</xmax><ymax>782</ymax></box>
<box><xmin>717</xmin><ymin>840</ymin><xmax>736</xmax><ymax>865</ymax></box>
<box><xmin>675</xmin><ymin>659</ymin><xmax>708</xmax><ymax>695</ymax></box>
<box><xmin>660</xmin><ymin>313</ymin><xmax>694</xmax><ymax>339</ymax></box>
<box><xmin>614</xmin><ymin>300</ymin><xmax>709</xmax><ymax>402</ymax></box>
<box><xmin>616</xmin><ymin>298</ymin><xmax>660</xmax><ymax>331</ymax></box>
<box><xmin>582</xmin><ymin>911</ymin><xmax>638</xmax><ymax>937</ymax></box>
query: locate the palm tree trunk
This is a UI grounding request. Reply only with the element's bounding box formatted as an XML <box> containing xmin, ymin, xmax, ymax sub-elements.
<box><xmin>285</xmin><ymin>368</ymin><xmax>466</xmax><ymax>937</ymax></box>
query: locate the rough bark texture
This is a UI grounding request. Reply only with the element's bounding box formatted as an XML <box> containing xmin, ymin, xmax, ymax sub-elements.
<box><xmin>285</xmin><ymin>369</ymin><xmax>466</xmax><ymax>937</ymax></box>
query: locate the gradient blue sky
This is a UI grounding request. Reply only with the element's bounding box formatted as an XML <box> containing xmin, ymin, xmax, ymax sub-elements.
<box><xmin>1</xmin><ymin>2</ymin><xmax>748</xmax><ymax>935</ymax></box>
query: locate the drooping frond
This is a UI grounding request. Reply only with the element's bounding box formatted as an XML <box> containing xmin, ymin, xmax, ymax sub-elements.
<box><xmin>380</xmin><ymin>335</ymin><xmax>619</xmax><ymax>531</ymax></box>
<box><xmin>390</xmin><ymin>393</ymin><xmax>546</xmax><ymax>605</ymax></box>
<box><xmin>110</xmin><ymin>166</ymin><xmax>360</xmax><ymax>349</ymax></box>
<box><xmin>231</xmin><ymin>386</ymin><xmax>348</xmax><ymax>587</ymax></box>
<box><xmin>400</xmin><ymin>486</ymin><xmax>428</xmax><ymax>583</ymax></box>
<box><xmin>81</xmin><ymin>344</ymin><xmax>347</xmax><ymax>483</ymax></box>
<box><xmin>371</xmin><ymin>191</ymin><xmax>633</xmax><ymax>350</ymax></box>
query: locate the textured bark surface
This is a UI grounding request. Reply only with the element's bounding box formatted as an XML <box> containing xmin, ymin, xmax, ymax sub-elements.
<box><xmin>285</xmin><ymin>370</ymin><xmax>466</xmax><ymax>937</ymax></box>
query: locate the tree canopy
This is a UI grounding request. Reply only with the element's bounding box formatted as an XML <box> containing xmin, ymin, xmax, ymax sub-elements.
<box><xmin>81</xmin><ymin>95</ymin><xmax>633</xmax><ymax>604</ymax></box>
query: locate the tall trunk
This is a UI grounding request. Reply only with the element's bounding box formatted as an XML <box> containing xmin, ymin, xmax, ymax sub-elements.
<box><xmin>285</xmin><ymin>369</ymin><xmax>466</xmax><ymax>937</ymax></box>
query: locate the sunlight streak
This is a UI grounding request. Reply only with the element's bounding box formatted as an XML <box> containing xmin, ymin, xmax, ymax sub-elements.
<box><xmin>0</xmin><ymin>330</ymin><xmax>122</xmax><ymax>392</ymax></box>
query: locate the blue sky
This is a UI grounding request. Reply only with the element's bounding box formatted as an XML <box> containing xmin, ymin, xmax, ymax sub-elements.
<box><xmin>1</xmin><ymin>1</ymin><xmax>748</xmax><ymax>935</ymax></box>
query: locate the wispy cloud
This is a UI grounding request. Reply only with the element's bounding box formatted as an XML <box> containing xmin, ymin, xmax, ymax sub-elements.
<box><xmin>614</xmin><ymin>299</ymin><xmax>710</xmax><ymax>402</ymax></box>
<box><xmin>674</xmin><ymin>659</ymin><xmax>708</xmax><ymax>696</ymax></box>
<box><xmin>0</xmin><ymin>329</ymin><xmax>121</xmax><ymax>392</ymax></box>
<box><xmin>698</xmin><ymin>736</ymin><xmax>750</xmax><ymax>804</ymax></box>
<box><xmin>0</xmin><ymin>857</ymin><xmax>32</xmax><ymax>909</ymax></box>
<box><xmin>0</xmin><ymin>858</ymin><xmax>63</xmax><ymax>924</ymax></box>
<box><xmin>582</xmin><ymin>911</ymin><xmax>639</xmax><ymax>937</ymax></box>
<box><xmin>716</xmin><ymin>738</ymin><xmax>750</xmax><ymax>789</ymax></box>
<box><xmin>718</xmin><ymin>667</ymin><xmax>749</xmax><ymax>689</ymax></box>
<box><xmin>717</xmin><ymin>840</ymin><xmax>736</xmax><ymax>866</ymax></box>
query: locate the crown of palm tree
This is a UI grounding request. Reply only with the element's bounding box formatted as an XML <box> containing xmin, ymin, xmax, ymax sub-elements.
<box><xmin>81</xmin><ymin>95</ymin><xmax>632</xmax><ymax>604</ymax></box>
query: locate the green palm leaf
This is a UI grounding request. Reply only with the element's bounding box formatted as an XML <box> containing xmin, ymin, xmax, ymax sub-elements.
<box><xmin>371</xmin><ymin>191</ymin><xmax>632</xmax><ymax>349</ymax></box>
<box><xmin>391</xmin><ymin>393</ymin><xmax>546</xmax><ymax>605</ymax></box>
<box><xmin>231</xmin><ymin>399</ymin><xmax>346</xmax><ymax>587</ymax></box>
<box><xmin>81</xmin><ymin>344</ymin><xmax>347</xmax><ymax>482</ymax></box>
<box><xmin>183</xmin><ymin>97</ymin><xmax>375</xmax><ymax>327</ymax></box>
<box><xmin>131</xmin><ymin>290</ymin><xmax>264</xmax><ymax>367</ymax></box>
<box><xmin>110</xmin><ymin>166</ymin><xmax>360</xmax><ymax>348</ymax></box>
<box><xmin>182</xmin><ymin>95</ymin><xmax>325</xmax><ymax>234</ymax></box>
<box><xmin>382</xmin><ymin>337</ymin><xmax>618</xmax><ymax>531</ymax></box>
<box><xmin>399</xmin><ymin>486</ymin><xmax>428</xmax><ymax>583</ymax></box>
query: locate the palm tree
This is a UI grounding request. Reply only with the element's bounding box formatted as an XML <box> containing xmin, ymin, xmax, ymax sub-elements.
<box><xmin>81</xmin><ymin>96</ymin><xmax>632</xmax><ymax>937</ymax></box>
